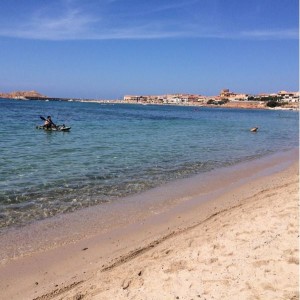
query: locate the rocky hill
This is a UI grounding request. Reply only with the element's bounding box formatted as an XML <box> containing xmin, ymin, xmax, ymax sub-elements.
<box><xmin>0</xmin><ymin>90</ymin><xmax>47</xmax><ymax>99</ymax></box>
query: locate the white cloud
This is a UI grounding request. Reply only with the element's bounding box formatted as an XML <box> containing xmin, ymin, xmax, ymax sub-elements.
<box><xmin>0</xmin><ymin>1</ymin><xmax>298</xmax><ymax>41</ymax></box>
<box><xmin>0</xmin><ymin>5</ymin><xmax>99</xmax><ymax>40</ymax></box>
<box><xmin>240</xmin><ymin>29</ymin><xmax>299</xmax><ymax>40</ymax></box>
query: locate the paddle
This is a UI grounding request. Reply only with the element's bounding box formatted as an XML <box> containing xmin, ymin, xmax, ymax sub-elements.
<box><xmin>40</xmin><ymin>116</ymin><xmax>46</xmax><ymax>121</ymax></box>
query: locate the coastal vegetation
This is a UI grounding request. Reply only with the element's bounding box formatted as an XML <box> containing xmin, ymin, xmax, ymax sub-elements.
<box><xmin>266</xmin><ymin>100</ymin><xmax>283</xmax><ymax>108</ymax></box>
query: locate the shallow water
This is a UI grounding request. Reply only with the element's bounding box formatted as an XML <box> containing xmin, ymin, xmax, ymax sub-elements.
<box><xmin>0</xmin><ymin>99</ymin><xmax>298</xmax><ymax>228</ymax></box>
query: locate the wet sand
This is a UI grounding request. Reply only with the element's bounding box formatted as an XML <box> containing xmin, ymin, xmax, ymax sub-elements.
<box><xmin>0</xmin><ymin>149</ymin><xmax>298</xmax><ymax>299</ymax></box>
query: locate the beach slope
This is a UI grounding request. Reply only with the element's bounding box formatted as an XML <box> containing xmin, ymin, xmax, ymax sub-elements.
<box><xmin>0</xmin><ymin>153</ymin><xmax>298</xmax><ymax>300</ymax></box>
<box><xmin>33</xmin><ymin>160</ymin><xmax>299</xmax><ymax>299</ymax></box>
<box><xmin>73</xmin><ymin>163</ymin><xmax>299</xmax><ymax>300</ymax></box>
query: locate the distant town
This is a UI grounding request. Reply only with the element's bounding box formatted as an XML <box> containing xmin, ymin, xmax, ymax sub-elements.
<box><xmin>0</xmin><ymin>89</ymin><xmax>299</xmax><ymax>109</ymax></box>
<box><xmin>123</xmin><ymin>89</ymin><xmax>299</xmax><ymax>109</ymax></box>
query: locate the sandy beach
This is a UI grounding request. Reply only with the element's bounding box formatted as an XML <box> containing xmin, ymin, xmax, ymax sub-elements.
<box><xmin>0</xmin><ymin>150</ymin><xmax>298</xmax><ymax>300</ymax></box>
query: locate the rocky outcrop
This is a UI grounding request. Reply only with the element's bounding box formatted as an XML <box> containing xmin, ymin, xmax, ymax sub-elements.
<box><xmin>222</xmin><ymin>101</ymin><xmax>266</xmax><ymax>109</ymax></box>
<box><xmin>0</xmin><ymin>90</ymin><xmax>47</xmax><ymax>99</ymax></box>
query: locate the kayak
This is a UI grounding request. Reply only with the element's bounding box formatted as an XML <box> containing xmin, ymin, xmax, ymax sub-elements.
<box><xmin>36</xmin><ymin>125</ymin><xmax>71</xmax><ymax>132</ymax></box>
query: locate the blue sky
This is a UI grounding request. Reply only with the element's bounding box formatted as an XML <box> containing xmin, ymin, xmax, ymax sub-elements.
<box><xmin>0</xmin><ymin>0</ymin><xmax>298</xmax><ymax>99</ymax></box>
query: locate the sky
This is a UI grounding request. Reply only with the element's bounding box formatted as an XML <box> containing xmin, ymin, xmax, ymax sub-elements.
<box><xmin>0</xmin><ymin>0</ymin><xmax>298</xmax><ymax>99</ymax></box>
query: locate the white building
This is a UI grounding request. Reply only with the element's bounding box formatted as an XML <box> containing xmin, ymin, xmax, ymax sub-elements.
<box><xmin>277</xmin><ymin>91</ymin><xmax>299</xmax><ymax>102</ymax></box>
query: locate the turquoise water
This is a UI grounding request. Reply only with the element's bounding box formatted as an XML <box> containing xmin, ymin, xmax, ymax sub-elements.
<box><xmin>0</xmin><ymin>99</ymin><xmax>298</xmax><ymax>229</ymax></box>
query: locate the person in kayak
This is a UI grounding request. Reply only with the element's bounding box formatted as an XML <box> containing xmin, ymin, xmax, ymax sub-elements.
<box><xmin>44</xmin><ymin>116</ymin><xmax>56</xmax><ymax>129</ymax></box>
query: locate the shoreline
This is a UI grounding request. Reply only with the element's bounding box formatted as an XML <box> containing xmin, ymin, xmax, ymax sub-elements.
<box><xmin>1</xmin><ymin>97</ymin><xmax>299</xmax><ymax>111</ymax></box>
<box><xmin>0</xmin><ymin>149</ymin><xmax>298</xmax><ymax>299</ymax></box>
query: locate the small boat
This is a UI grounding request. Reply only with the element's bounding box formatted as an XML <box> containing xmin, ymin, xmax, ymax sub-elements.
<box><xmin>250</xmin><ymin>127</ymin><xmax>258</xmax><ymax>132</ymax></box>
<box><xmin>36</xmin><ymin>125</ymin><xmax>71</xmax><ymax>132</ymax></box>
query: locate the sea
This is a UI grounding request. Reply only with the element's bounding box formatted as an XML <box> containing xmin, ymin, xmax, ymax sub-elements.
<box><xmin>0</xmin><ymin>98</ymin><xmax>298</xmax><ymax>230</ymax></box>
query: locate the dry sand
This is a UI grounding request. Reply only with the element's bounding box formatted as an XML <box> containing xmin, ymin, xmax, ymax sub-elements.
<box><xmin>0</xmin><ymin>151</ymin><xmax>299</xmax><ymax>300</ymax></box>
